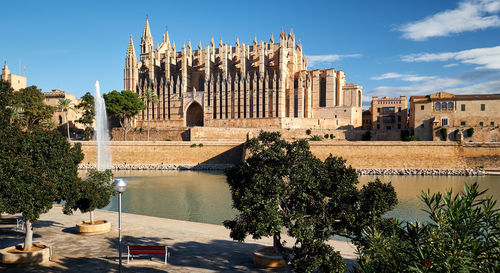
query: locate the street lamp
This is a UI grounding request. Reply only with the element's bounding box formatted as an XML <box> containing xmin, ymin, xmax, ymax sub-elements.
<box><xmin>113</xmin><ymin>179</ymin><xmax>127</xmax><ymax>273</ymax></box>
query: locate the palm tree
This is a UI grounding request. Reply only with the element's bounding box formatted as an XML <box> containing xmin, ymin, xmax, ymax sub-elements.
<box><xmin>142</xmin><ymin>89</ymin><xmax>159</xmax><ymax>141</ymax></box>
<box><xmin>57</xmin><ymin>98</ymin><xmax>73</xmax><ymax>141</ymax></box>
<box><xmin>5</xmin><ymin>105</ymin><xmax>25</xmax><ymax>127</ymax></box>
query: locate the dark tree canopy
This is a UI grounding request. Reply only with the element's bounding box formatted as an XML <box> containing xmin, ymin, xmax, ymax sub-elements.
<box><xmin>12</xmin><ymin>85</ymin><xmax>55</xmax><ymax>128</ymax></box>
<box><xmin>224</xmin><ymin>131</ymin><xmax>397</xmax><ymax>272</ymax></box>
<box><xmin>103</xmin><ymin>90</ymin><xmax>145</xmax><ymax>140</ymax></box>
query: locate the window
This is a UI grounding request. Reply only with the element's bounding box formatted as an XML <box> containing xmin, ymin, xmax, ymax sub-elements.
<box><xmin>386</xmin><ymin>126</ymin><xmax>391</xmax><ymax>130</ymax></box>
<box><xmin>461</xmin><ymin>121</ymin><xmax>466</xmax><ymax>126</ymax></box>
<box><xmin>442</xmin><ymin>118</ymin><xmax>448</xmax><ymax>126</ymax></box>
<box><xmin>442</xmin><ymin>102</ymin><xmax>447</xmax><ymax>110</ymax></box>
<box><xmin>480</xmin><ymin>122</ymin><xmax>484</xmax><ymax>126</ymax></box>
<box><xmin>377</xmin><ymin>124</ymin><xmax>380</xmax><ymax>129</ymax></box>
<box><xmin>435</xmin><ymin>102</ymin><xmax>441</xmax><ymax>110</ymax></box>
<box><xmin>377</xmin><ymin>116</ymin><xmax>380</xmax><ymax>122</ymax></box>
<box><xmin>481</xmin><ymin>104</ymin><xmax>485</xmax><ymax>111</ymax></box>
<box><xmin>461</xmin><ymin>104</ymin><xmax>465</xmax><ymax>111</ymax></box>
<box><xmin>398</xmin><ymin>107</ymin><xmax>401</xmax><ymax>112</ymax></box>
<box><xmin>448</xmin><ymin>102</ymin><xmax>453</xmax><ymax>109</ymax></box>
<box><xmin>319</xmin><ymin>78</ymin><xmax>326</xmax><ymax>107</ymax></box>
<box><xmin>58</xmin><ymin>115</ymin><xmax>63</xmax><ymax>124</ymax></box>
<box><xmin>377</xmin><ymin>108</ymin><xmax>380</xmax><ymax>113</ymax></box>
<box><xmin>398</xmin><ymin>116</ymin><xmax>401</xmax><ymax>122</ymax></box>
<box><xmin>383</xmin><ymin>107</ymin><xmax>395</xmax><ymax>113</ymax></box>
<box><xmin>421</xmin><ymin>105</ymin><xmax>424</xmax><ymax>110</ymax></box>
<box><xmin>383</xmin><ymin>116</ymin><xmax>395</xmax><ymax>123</ymax></box>
<box><xmin>491</xmin><ymin>121</ymin><xmax>494</xmax><ymax>126</ymax></box>
<box><xmin>398</xmin><ymin>124</ymin><xmax>401</xmax><ymax>129</ymax></box>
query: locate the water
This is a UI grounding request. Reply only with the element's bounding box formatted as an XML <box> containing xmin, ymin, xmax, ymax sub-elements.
<box><xmin>100</xmin><ymin>171</ymin><xmax>500</xmax><ymax>225</ymax></box>
<box><xmin>94</xmin><ymin>81</ymin><xmax>112</xmax><ymax>171</ymax></box>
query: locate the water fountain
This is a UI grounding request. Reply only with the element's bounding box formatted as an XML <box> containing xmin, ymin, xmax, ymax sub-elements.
<box><xmin>94</xmin><ymin>81</ymin><xmax>112</xmax><ymax>171</ymax></box>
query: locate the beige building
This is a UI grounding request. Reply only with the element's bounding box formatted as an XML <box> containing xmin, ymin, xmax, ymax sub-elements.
<box><xmin>1</xmin><ymin>62</ymin><xmax>27</xmax><ymax>91</ymax></box>
<box><xmin>409</xmin><ymin>91</ymin><xmax>500</xmax><ymax>140</ymax></box>
<box><xmin>43</xmin><ymin>89</ymin><xmax>84</xmax><ymax>131</ymax></box>
<box><xmin>370</xmin><ymin>95</ymin><xmax>408</xmax><ymax>130</ymax></box>
<box><xmin>124</xmin><ymin>20</ymin><xmax>362</xmax><ymax>129</ymax></box>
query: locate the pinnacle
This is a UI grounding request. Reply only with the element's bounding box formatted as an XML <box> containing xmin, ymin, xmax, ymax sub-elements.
<box><xmin>142</xmin><ymin>18</ymin><xmax>152</xmax><ymax>39</ymax></box>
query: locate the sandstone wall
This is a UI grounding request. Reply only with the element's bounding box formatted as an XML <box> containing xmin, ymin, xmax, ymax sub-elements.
<box><xmin>77</xmin><ymin>141</ymin><xmax>500</xmax><ymax>170</ymax></box>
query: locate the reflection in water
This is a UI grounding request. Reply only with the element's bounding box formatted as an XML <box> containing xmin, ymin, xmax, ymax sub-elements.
<box><xmin>101</xmin><ymin>170</ymin><xmax>500</xmax><ymax>225</ymax></box>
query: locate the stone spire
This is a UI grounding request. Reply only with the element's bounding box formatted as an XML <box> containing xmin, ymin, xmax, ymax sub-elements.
<box><xmin>141</xmin><ymin>19</ymin><xmax>154</xmax><ymax>55</ymax></box>
<box><xmin>253</xmin><ymin>35</ymin><xmax>257</xmax><ymax>46</ymax></box>
<box><xmin>164</xmin><ymin>30</ymin><xmax>170</xmax><ymax>46</ymax></box>
<box><xmin>126</xmin><ymin>35</ymin><xmax>137</xmax><ymax>60</ymax></box>
<box><xmin>198</xmin><ymin>40</ymin><xmax>202</xmax><ymax>51</ymax></box>
<box><xmin>235</xmin><ymin>36</ymin><xmax>240</xmax><ymax>47</ymax></box>
<box><xmin>270</xmin><ymin>33</ymin><xmax>274</xmax><ymax>43</ymax></box>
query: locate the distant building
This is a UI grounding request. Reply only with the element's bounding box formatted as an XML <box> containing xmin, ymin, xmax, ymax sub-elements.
<box><xmin>362</xmin><ymin>110</ymin><xmax>372</xmax><ymax>130</ymax></box>
<box><xmin>43</xmin><ymin>89</ymin><xmax>84</xmax><ymax>131</ymax></box>
<box><xmin>409</xmin><ymin>91</ymin><xmax>500</xmax><ymax>140</ymax></box>
<box><xmin>124</xmin><ymin>19</ymin><xmax>362</xmax><ymax>129</ymax></box>
<box><xmin>370</xmin><ymin>95</ymin><xmax>408</xmax><ymax>131</ymax></box>
<box><xmin>1</xmin><ymin>62</ymin><xmax>27</xmax><ymax>91</ymax></box>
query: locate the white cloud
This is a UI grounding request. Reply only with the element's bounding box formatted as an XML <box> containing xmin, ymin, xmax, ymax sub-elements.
<box><xmin>306</xmin><ymin>54</ymin><xmax>361</xmax><ymax>67</ymax></box>
<box><xmin>443</xmin><ymin>63</ymin><xmax>459</xmax><ymax>68</ymax></box>
<box><xmin>398</xmin><ymin>0</ymin><xmax>500</xmax><ymax>41</ymax></box>
<box><xmin>371</xmin><ymin>72</ymin><xmax>436</xmax><ymax>82</ymax></box>
<box><xmin>401</xmin><ymin>45</ymin><xmax>500</xmax><ymax>69</ymax></box>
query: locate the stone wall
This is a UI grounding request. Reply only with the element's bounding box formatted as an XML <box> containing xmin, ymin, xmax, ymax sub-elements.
<box><xmin>111</xmin><ymin>127</ymin><xmax>190</xmax><ymax>141</ymax></box>
<box><xmin>77</xmin><ymin>141</ymin><xmax>500</xmax><ymax>170</ymax></box>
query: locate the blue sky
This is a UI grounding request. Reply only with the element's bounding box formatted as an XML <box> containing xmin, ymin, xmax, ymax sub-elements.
<box><xmin>1</xmin><ymin>0</ymin><xmax>500</xmax><ymax>108</ymax></box>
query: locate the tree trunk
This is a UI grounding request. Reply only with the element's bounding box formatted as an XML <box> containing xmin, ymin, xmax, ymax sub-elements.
<box><xmin>24</xmin><ymin>220</ymin><xmax>33</xmax><ymax>251</ymax></box>
<box><xmin>66</xmin><ymin>112</ymin><xmax>70</xmax><ymax>141</ymax></box>
<box><xmin>90</xmin><ymin>211</ymin><xmax>94</xmax><ymax>224</ymax></box>
<box><xmin>147</xmin><ymin>118</ymin><xmax>150</xmax><ymax>141</ymax></box>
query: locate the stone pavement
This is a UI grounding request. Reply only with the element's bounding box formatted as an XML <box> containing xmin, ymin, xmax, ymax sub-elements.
<box><xmin>0</xmin><ymin>205</ymin><xmax>357</xmax><ymax>272</ymax></box>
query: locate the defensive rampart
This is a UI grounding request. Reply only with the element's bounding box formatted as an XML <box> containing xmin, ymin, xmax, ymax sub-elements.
<box><xmin>77</xmin><ymin>141</ymin><xmax>500</xmax><ymax>170</ymax></box>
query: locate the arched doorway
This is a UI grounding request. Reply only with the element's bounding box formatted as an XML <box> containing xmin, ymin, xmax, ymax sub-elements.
<box><xmin>186</xmin><ymin>102</ymin><xmax>204</xmax><ymax>127</ymax></box>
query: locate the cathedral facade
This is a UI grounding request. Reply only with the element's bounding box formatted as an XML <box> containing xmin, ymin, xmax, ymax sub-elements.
<box><xmin>124</xmin><ymin>20</ymin><xmax>362</xmax><ymax>129</ymax></box>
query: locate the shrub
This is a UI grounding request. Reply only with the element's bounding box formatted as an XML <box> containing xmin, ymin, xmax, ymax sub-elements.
<box><xmin>467</xmin><ymin>127</ymin><xmax>474</xmax><ymax>137</ymax></box>
<box><xmin>329</xmin><ymin>134</ymin><xmax>335</xmax><ymax>139</ymax></box>
<box><xmin>356</xmin><ymin>183</ymin><xmax>499</xmax><ymax>273</ymax></box>
<box><xmin>324</xmin><ymin>134</ymin><xmax>329</xmax><ymax>139</ymax></box>
<box><xmin>198</xmin><ymin>143</ymin><xmax>204</xmax><ymax>147</ymax></box>
<box><xmin>440</xmin><ymin>128</ymin><xmax>448</xmax><ymax>141</ymax></box>
<box><xmin>190</xmin><ymin>143</ymin><xmax>197</xmax><ymax>147</ymax></box>
<box><xmin>310</xmin><ymin>135</ymin><xmax>323</xmax><ymax>141</ymax></box>
<box><xmin>165</xmin><ymin>138</ymin><xmax>172</xmax><ymax>141</ymax></box>
<box><xmin>305</xmin><ymin>129</ymin><xmax>312</xmax><ymax>135</ymax></box>
<box><xmin>362</xmin><ymin>131</ymin><xmax>371</xmax><ymax>141</ymax></box>
<box><xmin>400</xmin><ymin>130</ymin><xmax>411</xmax><ymax>141</ymax></box>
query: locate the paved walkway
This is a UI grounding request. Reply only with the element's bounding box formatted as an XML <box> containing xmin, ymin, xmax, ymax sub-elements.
<box><xmin>0</xmin><ymin>206</ymin><xmax>357</xmax><ymax>272</ymax></box>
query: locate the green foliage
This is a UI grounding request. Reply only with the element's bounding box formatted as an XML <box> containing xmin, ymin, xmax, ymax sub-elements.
<box><xmin>306</xmin><ymin>129</ymin><xmax>312</xmax><ymax>135</ymax></box>
<box><xmin>198</xmin><ymin>143</ymin><xmax>204</xmax><ymax>147</ymax></box>
<box><xmin>0</xmin><ymin>124</ymin><xmax>84</xmax><ymax>223</ymax></box>
<box><xmin>356</xmin><ymin>183</ymin><xmax>500</xmax><ymax>273</ymax></box>
<box><xmin>400</xmin><ymin>130</ymin><xmax>410</xmax><ymax>141</ymax></box>
<box><xmin>190</xmin><ymin>143</ymin><xmax>197</xmax><ymax>147</ymax></box>
<box><xmin>103</xmin><ymin>90</ymin><xmax>146</xmax><ymax>140</ymax></box>
<box><xmin>329</xmin><ymin>134</ymin><xmax>335</xmax><ymax>139</ymax></box>
<box><xmin>165</xmin><ymin>138</ymin><xmax>172</xmax><ymax>141</ymax></box>
<box><xmin>310</xmin><ymin>135</ymin><xmax>323</xmax><ymax>141</ymax></box>
<box><xmin>224</xmin><ymin>132</ymin><xmax>397</xmax><ymax>272</ymax></box>
<box><xmin>63</xmin><ymin>170</ymin><xmax>114</xmax><ymax>215</ymax></box>
<box><xmin>362</xmin><ymin>131</ymin><xmax>371</xmax><ymax>141</ymax></box>
<box><xmin>76</xmin><ymin>92</ymin><xmax>95</xmax><ymax>140</ymax></box>
<box><xmin>467</xmin><ymin>127</ymin><xmax>475</xmax><ymax>137</ymax></box>
<box><xmin>13</xmin><ymin>86</ymin><xmax>56</xmax><ymax>129</ymax></box>
<box><xmin>324</xmin><ymin>134</ymin><xmax>329</xmax><ymax>139</ymax></box>
<box><xmin>440</xmin><ymin>127</ymin><xmax>448</xmax><ymax>141</ymax></box>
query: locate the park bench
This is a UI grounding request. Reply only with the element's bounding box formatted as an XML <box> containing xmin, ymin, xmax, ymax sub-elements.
<box><xmin>0</xmin><ymin>217</ymin><xmax>24</xmax><ymax>231</ymax></box>
<box><xmin>127</xmin><ymin>245</ymin><xmax>170</xmax><ymax>264</ymax></box>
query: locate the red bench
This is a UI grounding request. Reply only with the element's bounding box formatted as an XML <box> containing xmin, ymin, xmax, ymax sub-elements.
<box><xmin>0</xmin><ymin>217</ymin><xmax>24</xmax><ymax>231</ymax></box>
<box><xmin>127</xmin><ymin>245</ymin><xmax>169</xmax><ymax>264</ymax></box>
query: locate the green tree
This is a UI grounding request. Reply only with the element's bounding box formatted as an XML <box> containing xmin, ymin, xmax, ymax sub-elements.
<box><xmin>142</xmin><ymin>89</ymin><xmax>159</xmax><ymax>141</ymax></box>
<box><xmin>356</xmin><ymin>183</ymin><xmax>500</xmax><ymax>273</ymax></box>
<box><xmin>103</xmin><ymin>90</ymin><xmax>146</xmax><ymax>141</ymax></box>
<box><xmin>63</xmin><ymin>169</ymin><xmax>115</xmax><ymax>224</ymax></box>
<box><xmin>0</xmin><ymin>124</ymin><xmax>84</xmax><ymax>250</ymax></box>
<box><xmin>76</xmin><ymin>92</ymin><xmax>95</xmax><ymax>140</ymax></box>
<box><xmin>58</xmin><ymin>98</ymin><xmax>74</xmax><ymax>141</ymax></box>
<box><xmin>13</xmin><ymin>86</ymin><xmax>55</xmax><ymax>128</ymax></box>
<box><xmin>224</xmin><ymin>131</ymin><xmax>397</xmax><ymax>272</ymax></box>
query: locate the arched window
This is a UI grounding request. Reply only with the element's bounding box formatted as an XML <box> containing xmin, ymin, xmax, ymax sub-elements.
<box><xmin>435</xmin><ymin>102</ymin><xmax>441</xmax><ymax>110</ymax></box>
<box><xmin>59</xmin><ymin>115</ymin><xmax>63</xmax><ymax>124</ymax></box>
<box><xmin>319</xmin><ymin>78</ymin><xmax>326</xmax><ymax>107</ymax></box>
<box><xmin>448</xmin><ymin>102</ymin><xmax>453</xmax><ymax>109</ymax></box>
<box><xmin>442</xmin><ymin>102</ymin><xmax>447</xmax><ymax>110</ymax></box>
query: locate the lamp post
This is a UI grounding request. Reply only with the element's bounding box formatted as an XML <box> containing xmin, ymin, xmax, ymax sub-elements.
<box><xmin>113</xmin><ymin>179</ymin><xmax>127</xmax><ymax>273</ymax></box>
